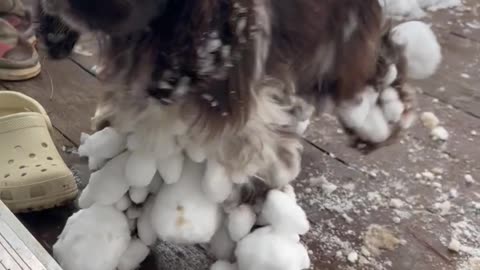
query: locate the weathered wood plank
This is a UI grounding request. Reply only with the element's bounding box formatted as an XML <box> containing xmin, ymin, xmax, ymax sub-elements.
<box><xmin>294</xmin><ymin>142</ymin><xmax>476</xmax><ymax>270</ymax></box>
<box><xmin>2</xmin><ymin>55</ymin><xmax>103</xmax><ymax>145</ymax></box>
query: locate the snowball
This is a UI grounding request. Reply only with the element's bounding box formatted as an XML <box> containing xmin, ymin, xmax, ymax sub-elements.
<box><xmin>53</xmin><ymin>205</ymin><xmax>131</xmax><ymax>270</ymax></box>
<box><xmin>115</xmin><ymin>195</ymin><xmax>132</xmax><ymax>212</ymax></box>
<box><xmin>235</xmin><ymin>227</ymin><xmax>310</xmax><ymax>270</ymax></box>
<box><xmin>382</xmin><ymin>98</ymin><xmax>405</xmax><ymax>123</ymax></box>
<box><xmin>151</xmin><ymin>159</ymin><xmax>221</xmax><ymax>244</ymax></box>
<box><xmin>129</xmin><ymin>186</ymin><xmax>149</xmax><ymax>204</ymax></box>
<box><xmin>203</xmin><ymin>159</ymin><xmax>233</xmax><ymax>203</ymax></box>
<box><xmin>125</xmin><ymin>152</ymin><xmax>157</xmax><ymax>187</ymax></box>
<box><xmin>78</xmin><ymin>127</ymin><xmax>126</xmax><ymax>160</ymax></box>
<box><xmin>380</xmin><ymin>87</ymin><xmax>400</xmax><ymax>103</ymax></box>
<box><xmin>227</xmin><ymin>205</ymin><xmax>256</xmax><ymax>242</ymax></box>
<box><xmin>78</xmin><ymin>153</ymin><xmax>130</xmax><ymax>208</ymax></box>
<box><xmin>117</xmin><ymin>238</ymin><xmax>150</xmax><ymax>270</ymax></box>
<box><xmin>392</xmin><ymin>21</ymin><xmax>441</xmax><ymax>80</ymax></box>
<box><xmin>137</xmin><ymin>198</ymin><xmax>157</xmax><ymax>246</ymax></box>
<box><xmin>211</xmin><ymin>261</ymin><xmax>238</xmax><ymax>270</ymax></box>
<box><xmin>356</xmin><ymin>106</ymin><xmax>391</xmax><ymax>143</ymax></box>
<box><xmin>183</xmin><ymin>140</ymin><xmax>207</xmax><ymax>163</ymax></box>
<box><xmin>156</xmin><ymin>152</ymin><xmax>184</xmax><ymax>184</ymax></box>
<box><xmin>281</xmin><ymin>184</ymin><xmax>297</xmax><ymax>201</ymax></box>
<box><xmin>260</xmin><ymin>190</ymin><xmax>309</xmax><ymax>235</ymax></box>
<box><xmin>126</xmin><ymin>206</ymin><xmax>142</xmax><ymax>219</ymax></box>
<box><xmin>347</xmin><ymin>251</ymin><xmax>359</xmax><ymax>263</ymax></box>
<box><xmin>420</xmin><ymin>112</ymin><xmax>440</xmax><ymax>129</ymax></box>
<box><xmin>337</xmin><ymin>86</ymin><xmax>378</xmax><ymax>130</ymax></box>
<box><xmin>431</xmin><ymin>126</ymin><xmax>449</xmax><ymax>141</ymax></box>
<box><xmin>210</xmin><ymin>223</ymin><xmax>236</xmax><ymax>261</ymax></box>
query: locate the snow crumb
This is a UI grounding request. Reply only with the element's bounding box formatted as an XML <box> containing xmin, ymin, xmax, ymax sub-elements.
<box><xmin>448</xmin><ymin>238</ymin><xmax>462</xmax><ymax>253</ymax></box>
<box><xmin>361</xmin><ymin>246</ymin><xmax>371</xmax><ymax>257</ymax></box>
<box><xmin>364</xmin><ymin>225</ymin><xmax>403</xmax><ymax>256</ymax></box>
<box><xmin>310</xmin><ymin>176</ymin><xmax>338</xmax><ymax>196</ymax></box>
<box><xmin>392</xmin><ymin>217</ymin><xmax>401</xmax><ymax>224</ymax></box>
<box><xmin>449</xmin><ymin>188</ymin><xmax>458</xmax><ymax>198</ymax></box>
<box><xmin>422</xmin><ymin>171</ymin><xmax>436</xmax><ymax>181</ymax></box>
<box><xmin>420</xmin><ymin>112</ymin><xmax>440</xmax><ymax>130</ymax></box>
<box><xmin>389</xmin><ymin>198</ymin><xmax>405</xmax><ymax>209</ymax></box>
<box><xmin>347</xmin><ymin>251</ymin><xmax>359</xmax><ymax>263</ymax></box>
<box><xmin>433</xmin><ymin>201</ymin><xmax>451</xmax><ymax>216</ymax></box>
<box><xmin>431</xmin><ymin>126</ymin><xmax>449</xmax><ymax>141</ymax></box>
<box><xmin>465</xmin><ymin>174</ymin><xmax>476</xmax><ymax>184</ymax></box>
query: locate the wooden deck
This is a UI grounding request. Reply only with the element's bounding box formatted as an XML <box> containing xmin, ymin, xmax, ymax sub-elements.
<box><xmin>1</xmin><ymin>1</ymin><xmax>479</xmax><ymax>269</ymax></box>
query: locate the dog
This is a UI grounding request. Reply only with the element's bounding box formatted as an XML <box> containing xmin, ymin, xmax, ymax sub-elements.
<box><xmin>38</xmin><ymin>0</ymin><xmax>418</xmax><ymax>189</ymax></box>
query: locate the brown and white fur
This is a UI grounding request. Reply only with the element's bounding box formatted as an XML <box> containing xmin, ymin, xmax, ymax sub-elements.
<box><xmin>41</xmin><ymin>0</ymin><xmax>416</xmax><ymax>189</ymax></box>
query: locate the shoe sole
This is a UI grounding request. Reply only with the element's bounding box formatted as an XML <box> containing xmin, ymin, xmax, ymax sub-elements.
<box><xmin>0</xmin><ymin>62</ymin><xmax>41</xmax><ymax>81</ymax></box>
<box><xmin>7</xmin><ymin>186</ymin><xmax>79</xmax><ymax>214</ymax></box>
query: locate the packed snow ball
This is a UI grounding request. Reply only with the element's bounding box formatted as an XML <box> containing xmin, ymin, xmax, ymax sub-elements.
<box><xmin>392</xmin><ymin>21</ymin><xmax>442</xmax><ymax>80</ymax></box>
<box><xmin>235</xmin><ymin>227</ymin><xmax>310</xmax><ymax>270</ymax></box>
<box><xmin>53</xmin><ymin>205</ymin><xmax>131</xmax><ymax>270</ymax></box>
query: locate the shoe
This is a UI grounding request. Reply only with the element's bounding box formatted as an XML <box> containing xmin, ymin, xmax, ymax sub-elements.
<box><xmin>0</xmin><ymin>18</ymin><xmax>40</xmax><ymax>81</ymax></box>
<box><xmin>0</xmin><ymin>91</ymin><xmax>79</xmax><ymax>213</ymax></box>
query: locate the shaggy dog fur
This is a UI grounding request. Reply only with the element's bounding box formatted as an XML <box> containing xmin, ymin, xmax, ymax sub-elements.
<box><xmin>38</xmin><ymin>0</ymin><xmax>414</xmax><ymax>188</ymax></box>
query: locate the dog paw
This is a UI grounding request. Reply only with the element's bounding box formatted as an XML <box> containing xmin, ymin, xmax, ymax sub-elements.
<box><xmin>336</xmin><ymin>66</ymin><xmax>416</xmax><ymax>148</ymax></box>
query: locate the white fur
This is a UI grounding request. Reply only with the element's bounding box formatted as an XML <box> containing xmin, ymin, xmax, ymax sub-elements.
<box><xmin>392</xmin><ymin>21</ymin><xmax>442</xmax><ymax>79</ymax></box>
